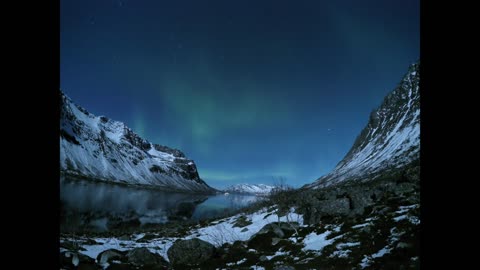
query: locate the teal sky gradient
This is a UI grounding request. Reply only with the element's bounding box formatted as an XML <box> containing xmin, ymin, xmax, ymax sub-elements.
<box><xmin>61</xmin><ymin>0</ymin><xmax>419</xmax><ymax>189</ymax></box>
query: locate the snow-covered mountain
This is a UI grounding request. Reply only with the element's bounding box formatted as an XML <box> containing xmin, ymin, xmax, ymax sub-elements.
<box><xmin>306</xmin><ymin>62</ymin><xmax>420</xmax><ymax>189</ymax></box>
<box><xmin>224</xmin><ymin>184</ymin><xmax>275</xmax><ymax>195</ymax></box>
<box><xmin>60</xmin><ymin>90</ymin><xmax>215</xmax><ymax>193</ymax></box>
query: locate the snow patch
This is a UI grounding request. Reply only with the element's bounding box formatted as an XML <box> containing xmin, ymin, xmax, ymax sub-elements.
<box><xmin>302</xmin><ymin>227</ymin><xmax>341</xmax><ymax>253</ymax></box>
<box><xmin>352</xmin><ymin>222</ymin><xmax>371</xmax><ymax>229</ymax></box>
<box><xmin>188</xmin><ymin>207</ymin><xmax>303</xmax><ymax>246</ymax></box>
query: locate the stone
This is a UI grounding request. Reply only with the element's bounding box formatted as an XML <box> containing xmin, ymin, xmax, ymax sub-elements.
<box><xmin>118</xmin><ymin>234</ymin><xmax>130</xmax><ymax>241</ymax></box>
<box><xmin>272</xmin><ymin>238</ymin><xmax>281</xmax><ymax>245</ymax></box>
<box><xmin>259</xmin><ymin>255</ymin><xmax>268</xmax><ymax>261</ymax></box>
<box><xmin>61</xmin><ymin>240</ymin><xmax>86</xmax><ymax>251</ymax></box>
<box><xmin>167</xmin><ymin>238</ymin><xmax>215</xmax><ymax>266</ymax></box>
<box><xmin>257</xmin><ymin>223</ymin><xmax>285</xmax><ymax>238</ymax></box>
<box><xmin>96</xmin><ymin>249</ymin><xmax>127</xmax><ymax>265</ymax></box>
<box><xmin>396</xmin><ymin>242</ymin><xmax>412</xmax><ymax>249</ymax></box>
<box><xmin>318</xmin><ymin>198</ymin><xmax>351</xmax><ymax>215</ymax></box>
<box><xmin>126</xmin><ymin>247</ymin><xmax>168</xmax><ymax>267</ymax></box>
<box><xmin>60</xmin><ymin>251</ymin><xmax>96</xmax><ymax>269</ymax></box>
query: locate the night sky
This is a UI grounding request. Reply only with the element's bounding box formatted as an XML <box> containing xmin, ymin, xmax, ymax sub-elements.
<box><xmin>60</xmin><ymin>0</ymin><xmax>419</xmax><ymax>189</ymax></box>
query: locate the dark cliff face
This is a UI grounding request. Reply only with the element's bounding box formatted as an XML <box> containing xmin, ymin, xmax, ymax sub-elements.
<box><xmin>306</xmin><ymin>62</ymin><xmax>420</xmax><ymax>189</ymax></box>
<box><xmin>59</xmin><ymin>90</ymin><xmax>214</xmax><ymax>193</ymax></box>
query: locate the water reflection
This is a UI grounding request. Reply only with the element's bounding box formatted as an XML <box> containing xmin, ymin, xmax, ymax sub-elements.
<box><xmin>60</xmin><ymin>177</ymin><xmax>260</xmax><ymax>232</ymax></box>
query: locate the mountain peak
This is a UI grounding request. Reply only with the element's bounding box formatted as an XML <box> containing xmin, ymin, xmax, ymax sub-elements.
<box><xmin>224</xmin><ymin>183</ymin><xmax>275</xmax><ymax>195</ymax></box>
<box><xmin>306</xmin><ymin>62</ymin><xmax>420</xmax><ymax>188</ymax></box>
<box><xmin>59</xmin><ymin>90</ymin><xmax>215</xmax><ymax>193</ymax></box>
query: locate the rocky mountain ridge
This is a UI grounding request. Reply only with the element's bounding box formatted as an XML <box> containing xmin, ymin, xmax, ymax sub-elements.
<box><xmin>224</xmin><ymin>183</ymin><xmax>275</xmax><ymax>195</ymax></box>
<box><xmin>306</xmin><ymin>62</ymin><xmax>420</xmax><ymax>189</ymax></box>
<box><xmin>60</xmin><ymin>90</ymin><xmax>215</xmax><ymax>193</ymax></box>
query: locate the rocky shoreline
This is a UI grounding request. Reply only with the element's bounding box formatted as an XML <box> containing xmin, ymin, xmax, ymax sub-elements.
<box><xmin>60</xmin><ymin>165</ymin><xmax>419</xmax><ymax>269</ymax></box>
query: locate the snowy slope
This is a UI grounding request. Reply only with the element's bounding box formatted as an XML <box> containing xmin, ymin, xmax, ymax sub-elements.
<box><xmin>65</xmin><ymin>207</ymin><xmax>304</xmax><ymax>261</ymax></box>
<box><xmin>59</xmin><ymin>91</ymin><xmax>215</xmax><ymax>193</ymax></box>
<box><xmin>306</xmin><ymin>62</ymin><xmax>420</xmax><ymax>188</ymax></box>
<box><xmin>224</xmin><ymin>183</ymin><xmax>275</xmax><ymax>195</ymax></box>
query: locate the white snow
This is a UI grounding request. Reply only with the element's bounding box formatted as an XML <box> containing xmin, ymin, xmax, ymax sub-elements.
<box><xmin>393</xmin><ymin>214</ymin><xmax>408</xmax><ymax>222</ymax></box>
<box><xmin>60</xmin><ymin>92</ymin><xmax>212</xmax><ymax>192</ymax></box>
<box><xmin>352</xmin><ymin>222</ymin><xmax>371</xmax><ymax>229</ymax></box>
<box><xmin>72</xmin><ymin>253</ymin><xmax>79</xmax><ymax>266</ymax></box>
<box><xmin>78</xmin><ymin>235</ymin><xmax>179</xmax><ymax>263</ymax></box>
<box><xmin>396</xmin><ymin>204</ymin><xmax>419</xmax><ymax>214</ymax></box>
<box><xmin>187</xmin><ymin>207</ymin><xmax>303</xmax><ymax>246</ymax></box>
<box><xmin>266</xmin><ymin>250</ymin><xmax>289</xmax><ymax>260</ymax></box>
<box><xmin>337</xmin><ymin>242</ymin><xmax>361</xmax><ymax>248</ymax></box>
<box><xmin>360</xmin><ymin>256</ymin><xmax>371</xmax><ymax>268</ymax></box>
<box><xmin>147</xmin><ymin>148</ymin><xmax>175</xmax><ymax>161</ymax></box>
<box><xmin>408</xmin><ymin>216</ymin><xmax>420</xmax><ymax>225</ymax></box>
<box><xmin>72</xmin><ymin>207</ymin><xmax>303</xmax><ymax>262</ymax></box>
<box><xmin>372</xmin><ymin>246</ymin><xmax>391</xmax><ymax>258</ymax></box>
<box><xmin>393</xmin><ymin>204</ymin><xmax>420</xmax><ymax>224</ymax></box>
<box><xmin>302</xmin><ymin>226</ymin><xmax>341</xmax><ymax>253</ymax></box>
<box><xmin>329</xmin><ymin>242</ymin><xmax>360</xmax><ymax>258</ymax></box>
<box><xmin>330</xmin><ymin>249</ymin><xmax>351</xmax><ymax>258</ymax></box>
<box><xmin>226</xmin><ymin>258</ymin><xmax>246</xmax><ymax>266</ymax></box>
<box><xmin>225</xmin><ymin>184</ymin><xmax>275</xmax><ymax>195</ymax></box>
<box><xmin>359</xmin><ymin>246</ymin><xmax>391</xmax><ymax>269</ymax></box>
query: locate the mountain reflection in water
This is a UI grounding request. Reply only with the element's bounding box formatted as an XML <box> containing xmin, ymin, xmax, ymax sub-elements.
<box><xmin>60</xmin><ymin>177</ymin><xmax>260</xmax><ymax>232</ymax></box>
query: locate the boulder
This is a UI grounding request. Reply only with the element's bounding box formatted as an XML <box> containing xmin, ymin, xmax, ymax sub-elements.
<box><xmin>277</xmin><ymin>222</ymin><xmax>300</xmax><ymax>232</ymax></box>
<box><xmin>248</xmin><ymin>222</ymin><xmax>297</xmax><ymax>252</ymax></box>
<box><xmin>60</xmin><ymin>251</ymin><xmax>97</xmax><ymax>269</ymax></box>
<box><xmin>256</xmin><ymin>223</ymin><xmax>285</xmax><ymax>238</ymax></box>
<box><xmin>126</xmin><ymin>247</ymin><xmax>168</xmax><ymax>267</ymax></box>
<box><xmin>96</xmin><ymin>249</ymin><xmax>127</xmax><ymax>265</ymax></box>
<box><xmin>259</xmin><ymin>255</ymin><xmax>269</xmax><ymax>262</ymax></box>
<box><xmin>117</xmin><ymin>235</ymin><xmax>131</xmax><ymax>241</ymax></box>
<box><xmin>60</xmin><ymin>240</ymin><xmax>86</xmax><ymax>251</ymax></box>
<box><xmin>272</xmin><ymin>238</ymin><xmax>281</xmax><ymax>245</ymax></box>
<box><xmin>167</xmin><ymin>238</ymin><xmax>215</xmax><ymax>266</ymax></box>
<box><xmin>396</xmin><ymin>242</ymin><xmax>412</xmax><ymax>249</ymax></box>
<box><xmin>318</xmin><ymin>198</ymin><xmax>351</xmax><ymax>215</ymax></box>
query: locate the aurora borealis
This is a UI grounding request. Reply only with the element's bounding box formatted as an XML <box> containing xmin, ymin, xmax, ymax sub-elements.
<box><xmin>60</xmin><ymin>0</ymin><xmax>419</xmax><ymax>188</ymax></box>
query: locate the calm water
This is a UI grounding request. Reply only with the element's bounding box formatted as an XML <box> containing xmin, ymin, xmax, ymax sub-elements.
<box><xmin>60</xmin><ymin>177</ymin><xmax>260</xmax><ymax>232</ymax></box>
